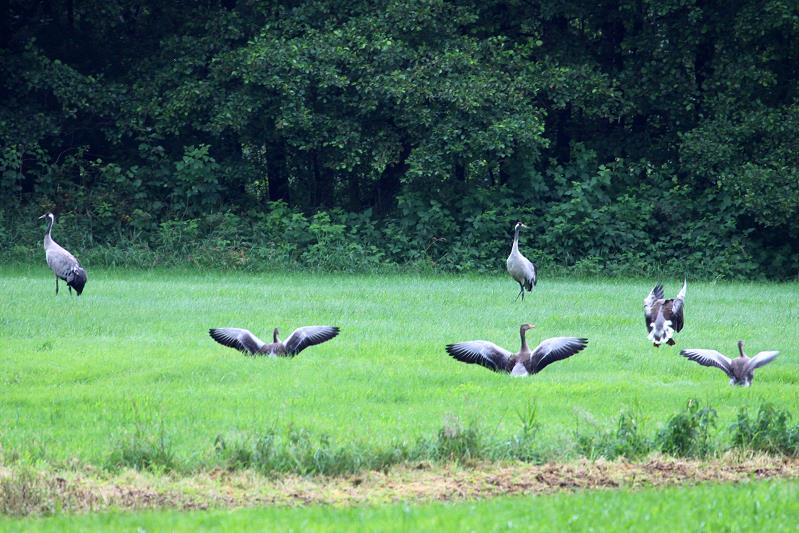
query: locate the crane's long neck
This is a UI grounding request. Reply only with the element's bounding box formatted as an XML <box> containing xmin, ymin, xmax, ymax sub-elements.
<box><xmin>520</xmin><ymin>328</ymin><xmax>529</xmax><ymax>351</ymax></box>
<box><xmin>512</xmin><ymin>226</ymin><xmax>520</xmax><ymax>253</ymax></box>
<box><xmin>44</xmin><ymin>216</ymin><xmax>54</xmax><ymax>245</ymax></box>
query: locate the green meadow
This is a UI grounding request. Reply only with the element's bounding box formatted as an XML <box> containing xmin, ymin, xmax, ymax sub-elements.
<box><xmin>4</xmin><ymin>479</ymin><xmax>798</xmax><ymax>532</ymax></box>
<box><xmin>1</xmin><ymin>266</ymin><xmax>797</xmax><ymax>470</ymax></box>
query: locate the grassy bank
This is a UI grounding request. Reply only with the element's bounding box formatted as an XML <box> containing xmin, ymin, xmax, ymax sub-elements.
<box><xmin>3</xmin><ymin>477</ymin><xmax>798</xmax><ymax>531</ymax></box>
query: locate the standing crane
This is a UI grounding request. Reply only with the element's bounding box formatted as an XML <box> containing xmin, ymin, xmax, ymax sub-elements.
<box><xmin>39</xmin><ymin>213</ymin><xmax>87</xmax><ymax>296</ymax></box>
<box><xmin>506</xmin><ymin>221</ymin><xmax>537</xmax><ymax>301</ymax></box>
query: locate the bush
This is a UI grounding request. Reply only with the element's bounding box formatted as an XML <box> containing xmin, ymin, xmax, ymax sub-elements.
<box><xmin>108</xmin><ymin>421</ymin><xmax>176</xmax><ymax>472</ymax></box>
<box><xmin>730</xmin><ymin>403</ymin><xmax>799</xmax><ymax>455</ymax></box>
<box><xmin>656</xmin><ymin>399</ymin><xmax>718</xmax><ymax>458</ymax></box>
<box><xmin>577</xmin><ymin>410</ymin><xmax>652</xmax><ymax>460</ymax></box>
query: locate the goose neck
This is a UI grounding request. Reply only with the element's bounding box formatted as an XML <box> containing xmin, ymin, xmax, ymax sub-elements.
<box><xmin>520</xmin><ymin>328</ymin><xmax>529</xmax><ymax>351</ymax></box>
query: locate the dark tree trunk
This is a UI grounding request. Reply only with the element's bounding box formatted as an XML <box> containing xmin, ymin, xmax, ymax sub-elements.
<box><xmin>0</xmin><ymin>0</ymin><xmax>8</xmax><ymax>48</ymax></box>
<box><xmin>599</xmin><ymin>5</ymin><xmax>625</xmax><ymax>71</ymax></box>
<box><xmin>347</xmin><ymin>173</ymin><xmax>361</xmax><ymax>211</ymax></box>
<box><xmin>374</xmin><ymin>143</ymin><xmax>411</xmax><ymax>214</ymax></box>
<box><xmin>554</xmin><ymin>105</ymin><xmax>572</xmax><ymax>163</ymax></box>
<box><xmin>66</xmin><ymin>0</ymin><xmax>74</xmax><ymax>30</ymax></box>
<box><xmin>454</xmin><ymin>160</ymin><xmax>466</xmax><ymax>182</ymax></box>
<box><xmin>266</xmin><ymin>137</ymin><xmax>290</xmax><ymax>203</ymax></box>
<box><xmin>313</xmin><ymin>149</ymin><xmax>333</xmax><ymax>207</ymax></box>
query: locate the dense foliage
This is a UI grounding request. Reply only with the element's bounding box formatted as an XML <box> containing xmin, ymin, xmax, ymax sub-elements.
<box><xmin>2</xmin><ymin>1</ymin><xmax>798</xmax><ymax>277</ymax></box>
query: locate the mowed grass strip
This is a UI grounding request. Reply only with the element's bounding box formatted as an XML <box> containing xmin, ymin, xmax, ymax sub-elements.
<box><xmin>3</xmin><ymin>478</ymin><xmax>799</xmax><ymax>532</ymax></box>
<box><xmin>1</xmin><ymin>266</ymin><xmax>797</xmax><ymax>469</ymax></box>
<box><xmin>2</xmin><ymin>455</ymin><xmax>799</xmax><ymax>516</ymax></box>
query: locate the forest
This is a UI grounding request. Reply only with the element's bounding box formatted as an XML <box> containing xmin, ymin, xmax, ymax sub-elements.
<box><xmin>1</xmin><ymin>0</ymin><xmax>798</xmax><ymax>278</ymax></box>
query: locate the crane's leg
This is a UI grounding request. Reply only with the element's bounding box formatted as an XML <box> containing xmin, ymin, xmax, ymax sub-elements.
<box><xmin>667</xmin><ymin>338</ymin><xmax>676</xmax><ymax>346</ymax></box>
<box><xmin>55</xmin><ymin>275</ymin><xmax>59</xmax><ymax>295</ymax></box>
<box><xmin>514</xmin><ymin>283</ymin><xmax>524</xmax><ymax>302</ymax></box>
<box><xmin>68</xmin><ymin>285</ymin><xmax>73</xmax><ymax>295</ymax></box>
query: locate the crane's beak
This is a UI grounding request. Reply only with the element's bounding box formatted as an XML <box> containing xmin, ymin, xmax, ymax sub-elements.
<box><xmin>521</xmin><ymin>223</ymin><xmax>529</xmax><ymax>228</ymax></box>
<box><xmin>38</xmin><ymin>214</ymin><xmax>47</xmax><ymax>219</ymax></box>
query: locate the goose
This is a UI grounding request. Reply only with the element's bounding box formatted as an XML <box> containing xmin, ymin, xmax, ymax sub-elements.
<box><xmin>39</xmin><ymin>213</ymin><xmax>87</xmax><ymax>296</ymax></box>
<box><xmin>643</xmin><ymin>279</ymin><xmax>686</xmax><ymax>347</ymax></box>
<box><xmin>506</xmin><ymin>221</ymin><xmax>537</xmax><ymax>301</ymax></box>
<box><xmin>209</xmin><ymin>325</ymin><xmax>340</xmax><ymax>357</ymax></box>
<box><xmin>680</xmin><ymin>341</ymin><xmax>779</xmax><ymax>386</ymax></box>
<box><xmin>445</xmin><ymin>324</ymin><xmax>588</xmax><ymax>377</ymax></box>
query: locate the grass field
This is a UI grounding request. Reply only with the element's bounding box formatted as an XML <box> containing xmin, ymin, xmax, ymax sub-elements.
<box><xmin>4</xmin><ymin>478</ymin><xmax>798</xmax><ymax>531</ymax></box>
<box><xmin>1</xmin><ymin>265</ymin><xmax>797</xmax><ymax>471</ymax></box>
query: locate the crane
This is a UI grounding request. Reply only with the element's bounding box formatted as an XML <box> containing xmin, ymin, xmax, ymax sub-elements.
<box><xmin>39</xmin><ymin>213</ymin><xmax>87</xmax><ymax>296</ymax></box>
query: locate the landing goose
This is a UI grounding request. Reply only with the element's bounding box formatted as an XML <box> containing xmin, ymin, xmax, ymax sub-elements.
<box><xmin>680</xmin><ymin>341</ymin><xmax>779</xmax><ymax>386</ymax></box>
<box><xmin>446</xmin><ymin>324</ymin><xmax>588</xmax><ymax>376</ymax></box>
<box><xmin>209</xmin><ymin>325</ymin><xmax>339</xmax><ymax>357</ymax></box>
<box><xmin>643</xmin><ymin>279</ymin><xmax>686</xmax><ymax>347</ymax></box>
<box><xmin>506</xmin><ymin>221</ymin><xmax>537</xmax><ymax>302</ymax></box>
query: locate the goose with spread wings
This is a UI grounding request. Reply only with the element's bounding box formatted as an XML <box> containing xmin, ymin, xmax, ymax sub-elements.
<box><xmin>209</xmin><ymin>325</ymin><xmax>340</xmax><ymax>357</ymax></box>
<box><xmin>644</xmin><ymin>279</ymin><xmax>686</xmax><ymax>347</ymax></box>
<box><xmin>680</xmin><ymin>340</ymin><xmax>779</xmax><ymax>386</ymax></box>
<box><xmin>445</xmin><ymin>324</ymin><xmax>588</xmax><ymax>377</ymax></box>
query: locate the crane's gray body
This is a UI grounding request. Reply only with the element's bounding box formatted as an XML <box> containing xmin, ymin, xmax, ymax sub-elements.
<box><xmin>40</xmin><ymin>213</ymin><xmax>87</xmax><ymax>295</ymax></box>
<box><xmin>506</xmin><ymin>222</ymin><xmax>536</xmax><ymax>301</ymax></box>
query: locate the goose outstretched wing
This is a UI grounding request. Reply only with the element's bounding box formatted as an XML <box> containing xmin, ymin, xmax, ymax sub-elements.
<box><xmin>284</xmin><ymin>326</ymin><xmax>340</xmax><ymax>355</ymax></box>
<box><xmin>445</xmin><ymin>341</ymin><xmax>513</xmax><ymax>373</ymax></box>
<box><xmin>528</xmin><ymin>337</ymin><xmax>589</xmax><ymax>374</ymax></box>
<box><xmin>209</xmin><ymin>328</ymin><xmax>266</xmax><ymax>355</ymax></box>
<box><xmin>680</xmin><ymin>349</ymin><xmax>732</xmax><ymax>376</ymax></box>
<box><xmin>747</xmin><ymin>351</ymin><xmax>779</xmax><ymax>371</ymax></box>
<box><xmin>644</xmin><ymin>284</ymin><xmax>664</xmax><ymax>327</ymax></box>
<box><xmin>669</xmin><ymin>279</ymin><xmax>687</xmax><ymax>330</ymax></box>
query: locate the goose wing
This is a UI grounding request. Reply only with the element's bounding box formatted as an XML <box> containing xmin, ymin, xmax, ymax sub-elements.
<box><xmin>679</xmin><ymin>349</ymin><xmax>732</xmax><ymax>376</ymax></box>
<box><xmin>644</xmin><ymin>284</ymin><xmax>664</xmax><ymax>328</ymax></box>
<box><xmin>747</xmin><ymin>351</ymin><xmax>780</xmax><ymax>371</ymax></box>
<box><xmin>669</xmin><ymin>279</ymin><xmax>686</xmax><ymax>331</ymax></box>
<box><xmin>283</xmin><ymin>326</ymin><xmax>340</xmax><ymax>355</ymax></box>
<box><xmin>528</xmin><ymin>337</ymin><xmax>589</xmax><ymax>374</ymax></box>
<box><xmin>209</xmin><ymin>328</ymin><xmax>266</xmax><ymax>355</ymax></box>
<box><xmin>445</xmin><ymin>341</ymin><xmax>513</xmax><ymax>373</ymax></box>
